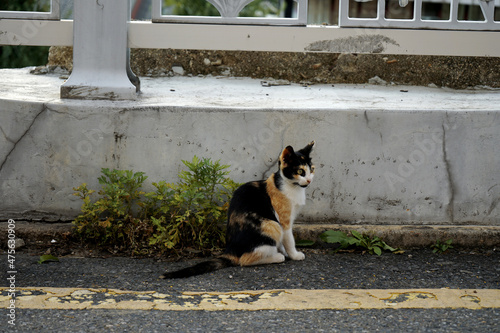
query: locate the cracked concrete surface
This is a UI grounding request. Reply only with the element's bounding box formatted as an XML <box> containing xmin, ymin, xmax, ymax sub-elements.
<box><xmin>441</xmin><ymin>122</ymin><xmax>455</xmax><ymax>224</ymax></box>
<box><xmin>0</xmin><ymin>105</ymin><xmax>47</xmax><ymax>174</ymax></box>
<box><xmin>1</xmin><ymin>68</ymin><xmax>499</xmax><ymax>225</ymax></box>
<box><xmin>305</xmin><ymin>35</ymin><xmax>400</xmax><ymax>54</ymax></box>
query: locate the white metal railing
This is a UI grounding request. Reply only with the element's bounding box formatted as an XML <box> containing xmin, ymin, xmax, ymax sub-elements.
<box><xmin>0</xmin><ymin>0</ymin><xmax>499</xmax><ymax>100</ymax></box>
<box><xmin>1</xmin><ymin>0</ymin><xmax>499</xmax><ymax>29</ymax></box>
<box><xmin>340</xmin><ymin>0</ymin><xmax>500</xmax><ymax>31</ymax></box>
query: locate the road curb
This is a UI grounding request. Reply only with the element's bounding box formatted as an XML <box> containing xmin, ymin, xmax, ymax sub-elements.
<box><xmin>294</xmin><ymin>223</ymin><xmax>500</xmax><ymax>249</ymax></box>
<box><xmin>1</xmin><ymin>221</ymin><xmax>499</xmax><ymax>250</ymax></box>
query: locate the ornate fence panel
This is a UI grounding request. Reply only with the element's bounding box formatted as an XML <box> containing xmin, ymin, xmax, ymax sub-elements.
<box><xmin>339</xmin><ymin>0</ymin><xmax>500</xmax><ymax>30</ymax></box>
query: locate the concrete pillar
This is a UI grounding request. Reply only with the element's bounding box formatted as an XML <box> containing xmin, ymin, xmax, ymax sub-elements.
<box><xmin>60</xmin><ymin>0</ymin><xmax>139</xmax><ymax>100</ymax></box>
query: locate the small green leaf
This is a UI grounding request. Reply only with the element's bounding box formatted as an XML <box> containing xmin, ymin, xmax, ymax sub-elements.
<box><xmin>382</xmin><ymin>242</ymin><xmax>397</xmax><ymax>252</ymax></box>
<box><xmin>320</xmin><ymin>230</ymin><xmax>348</xmax><ymax>243</ymax></box>
<box><xmin>296</xmin><ymin>239</ymin><xmax>316</xmax><ymax>247</ymax></box>
<box><xmin>373</xmin><ymin>246</ymin><xmax>382</xmax><ymax>256</ymax></box>
<box><xmin>38</xmin><ymin>255</ymin><xmax>59</xmax><ymax>264</ymax></box>
<box><xmin>347</xmin><ymin>237</ymin><xmax>360</xmax><ymax>246</ymax></box>
<box><xmin>350</xmin><ymin>230</ymin><xmax>363</xmax><ymax>240</ymax></box>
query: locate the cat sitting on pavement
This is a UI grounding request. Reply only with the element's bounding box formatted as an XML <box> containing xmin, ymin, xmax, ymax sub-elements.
<box><xmin>160</xmin><ymin>141</ymin><xmax>315</xmax><ymax>279</ymax></box>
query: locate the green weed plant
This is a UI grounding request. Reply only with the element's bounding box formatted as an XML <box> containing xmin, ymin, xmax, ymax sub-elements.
<box><xmin>72</xmin><ymin>157</ymin><xmax>239</xmax><ymax>255</ymax></box>
<box><xmin>431</xmin><ymin>239</ymin><xmax>454</xmax><ymax>254</ymax></box>
<box><xmin>146</xmin><ymin>157</ymin><xmax>239</xmax><ymax>252</ymax></box>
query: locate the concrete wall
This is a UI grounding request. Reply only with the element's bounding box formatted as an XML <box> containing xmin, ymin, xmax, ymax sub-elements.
<box><xmin>1</xmin><ymin>69</ymin><xmax>499</xmax><ymax>225</ymax></box>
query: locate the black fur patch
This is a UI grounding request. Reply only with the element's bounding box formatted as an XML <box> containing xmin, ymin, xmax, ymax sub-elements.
<box><xmin>226</xmin><ymin>181</ymin><xmax>278</xmax><ymax>257</ymax></box>
<box><xmin>160</xmin><ymin>257</ymin><xmax>234</xmax><ymax>279</ymax></box>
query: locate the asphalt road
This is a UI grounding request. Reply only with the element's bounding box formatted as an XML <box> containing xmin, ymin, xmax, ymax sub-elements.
<box><xmin>2</xmin><ymin>248</ymin><xmax>499</xmax><ymax>332</ymax></box>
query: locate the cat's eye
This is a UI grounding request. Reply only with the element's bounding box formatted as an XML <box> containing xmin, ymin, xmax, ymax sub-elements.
<box><xmin>297</xmin><ymin>169</ymin><xmax>305</xmax><ymax>176</ymax></box>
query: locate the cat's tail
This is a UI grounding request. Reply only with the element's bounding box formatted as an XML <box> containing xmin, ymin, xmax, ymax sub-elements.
<box><xmin>159</xmin><ymin>256</ymin><xmax>236</xmax><ymax>279</ymax></box>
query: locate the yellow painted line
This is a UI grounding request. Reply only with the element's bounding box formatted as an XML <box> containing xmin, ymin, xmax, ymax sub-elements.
<box><xmin>1</xmin><ymin>287</ymin><xmax>499</xmax><ymax>311</ymax></box>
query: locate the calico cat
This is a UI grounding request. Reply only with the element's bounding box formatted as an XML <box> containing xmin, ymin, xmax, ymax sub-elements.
<box><xmin>160</xmin><ymin>141</ymin><xmax>315</xmax><ymax>279</ymax></box>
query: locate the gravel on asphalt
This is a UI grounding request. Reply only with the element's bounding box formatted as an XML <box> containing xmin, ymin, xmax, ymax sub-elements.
<box><xmin>6</xmin><ymin>308</ymin><xmax>499</xmax><ymax>333</ymax></box>
<box><xmin>4</xmin><ymin>249</ymin><xmax>499</xmax><ymax>292</ymax></box>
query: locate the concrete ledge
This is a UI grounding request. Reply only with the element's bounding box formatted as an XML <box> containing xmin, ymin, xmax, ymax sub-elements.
<box><xmin>294</xmin><ymin>224</ymin><xmax>500</xmax><ymax>249</ymax></box>
<box><xmin>1</xmin><ymin>68</ymin><xmax>500</xmax><ymax>226</ymax></box>
<box><xmin>0</xmin><ymin>221</ymin><xmax>73</xmax><ymax>248</ymax></box>
<box><xmin>1</xmin><ymin>221</ymin><xmax>499</xmax><ymax>250</ymax></box>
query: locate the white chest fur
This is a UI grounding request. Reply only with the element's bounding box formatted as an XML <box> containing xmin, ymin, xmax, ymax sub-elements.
<box><xmin>282</xmin><ymin>183</ymin><xmax>306</xmax><ymax>206</ymax></box>
<box><xmin>281</xmin><ymin>181</ymin><xmax>306</xmax><ymax>223</ymax></box>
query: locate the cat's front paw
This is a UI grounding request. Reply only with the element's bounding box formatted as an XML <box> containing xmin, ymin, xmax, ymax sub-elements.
<box><xmin>289</xmin><ymin>251</ymin><xmax>305</xmax><ymax>261</ymax></box>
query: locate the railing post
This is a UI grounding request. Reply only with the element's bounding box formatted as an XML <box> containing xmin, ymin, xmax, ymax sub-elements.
<box><xmin>60</xmin><ymin>0</ymin><xmax>139</xmax><ymax>100</ymax></box>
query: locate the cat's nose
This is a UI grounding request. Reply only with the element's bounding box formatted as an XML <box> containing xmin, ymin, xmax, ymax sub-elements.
<box><xmin>306</xmin><ymin>179</ymin><xmax>311</xmax><ymax>184</ymax></box>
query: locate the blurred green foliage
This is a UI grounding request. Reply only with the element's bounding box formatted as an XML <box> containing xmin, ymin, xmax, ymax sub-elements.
<box><xmin>0</xmin><ymin>46</ymin><xmax>50</xmax><ymax>68</ymax></box>
<box><xmin>0</xmin><ymin>0</ymin><xmax>51</xmax><ymax>68</ymax></box>
<box><xmin>163</xmin><ymin>0</ymin><xmax>219</xmax><ymax>16</ymax></box>
<box><xmin>162</xmin><ymin>0</ymin><xmax>282</xmax><ymax>17</ymax></box>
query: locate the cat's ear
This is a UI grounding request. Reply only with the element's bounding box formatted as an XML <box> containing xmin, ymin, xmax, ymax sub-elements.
<box><xmin>280</xmin><ymin>146</ymin><xmax>295</xmax><ymax>166</ymax></box>
<box><xmin>299</xmin><ymin>141</ymin><xmax>315</xmax><ymax>157</ymax></box>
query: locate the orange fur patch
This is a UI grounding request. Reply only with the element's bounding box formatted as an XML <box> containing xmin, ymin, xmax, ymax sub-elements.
<box><xmin>229</xmin><ymin>211</ymin><xmax>247</xmax><ymax>228</ymax></box>
<box><xmin>221</xmin><ymin>253</ymin><xmax>240</xmax><ymax>266</ymax></box>
<box><xmin>280</xmin><ymin>147</ymin><xmax>293</xmax><ymax>168</ymax></box>
<box><xmin>265</xmin><ymin>174</ymin><xmax>292</xmax><ymax>230</ymax></box>
<box><xmin>239</xmin><ymin>250</ymin><xmax>263</xmax><ymax>266</ymax></box>
<box><xmin>260</xmin><ymin>219</ymin><xmax>283</xmax><ymax>243</ymax></box>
